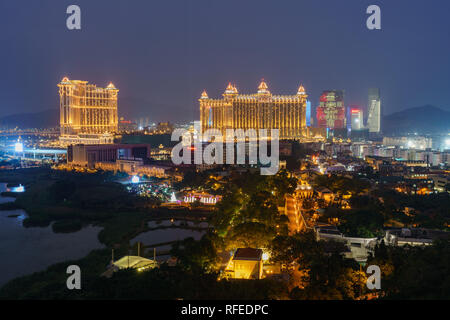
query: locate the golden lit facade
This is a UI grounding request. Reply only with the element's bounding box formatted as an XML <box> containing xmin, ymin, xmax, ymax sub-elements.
<box><xmin>58</xmin><ymin>77</ymin><xmax>118</xmax><ymax>145</ymax></box>
<box><xmin>199</xmin><ymin>80</ymin><xmax>308</xmax><ymax>140</ymax></box>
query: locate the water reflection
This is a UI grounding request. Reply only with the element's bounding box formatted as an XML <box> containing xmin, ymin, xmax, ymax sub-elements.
<box><xmin>0</xmin><ymin>183</ymin><xmax>104</xmax><ymax>287</ymax></box>
<box><xmin>148</xmin><ymin>219</ymin><xmax>209</xmax><ymax>229</ymax></box>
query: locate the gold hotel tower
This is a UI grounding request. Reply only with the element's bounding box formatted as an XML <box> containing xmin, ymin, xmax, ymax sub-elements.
<box><xmin>58</xmin><ymin>77</ymin><xmax>118</xmax><ymax>146</ymax></box>
<box><xmin>199</xmin><ymin>80</ymin><xmax>308</xmax><ymax>140</ymax></box>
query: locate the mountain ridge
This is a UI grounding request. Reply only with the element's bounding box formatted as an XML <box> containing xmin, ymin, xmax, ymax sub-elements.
<box><xmin>0</xmin><ymin>105</ymin><xmax>449</xmax><ymax>135</ymax></box>
<box><xmin>382</xmin><ymin>105</ymin><xmax>450</xmax><ymax>135</ymax></box>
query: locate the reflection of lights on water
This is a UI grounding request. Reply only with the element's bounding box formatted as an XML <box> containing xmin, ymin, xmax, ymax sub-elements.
<box><xmin>131</xmin><ymin>175</ymin><xmax>140</xmax><ymax>184</ymax></box>
<box><xmin>12</xmin><ymin>184</ymin><xmax>25</xmax><ymax>193</ymax></box>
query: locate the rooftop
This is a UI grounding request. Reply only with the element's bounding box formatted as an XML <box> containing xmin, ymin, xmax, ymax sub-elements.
<box><xmin>113</xmin><ymin>255</ymin><xmax>158</xmax><ymax>270</ymax></box>
<box><xmin>233</xmin><ymin>248</ymin><xmax>263</xmax><ymax>261</ymax></box>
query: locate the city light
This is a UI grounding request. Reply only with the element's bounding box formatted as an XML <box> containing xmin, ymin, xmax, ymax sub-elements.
<box><xmin>131</xmin><ymin>175</ymin><xmax>140</xmax><ymax>184</ymax></box>
<box><xmin>12</xmin><ymin>185</ymin><xmax>25</xmax><ymax>193</ymax></box>
<box><xmin>1</xmin><ymin>2</ymin><xmax>448</xmax><ymax>303</ymax></box>
<box><xmin>58</xmin><ymin>78</ymin><xmax>118</xmax><ymax>146</ymax></box>
<box><xmin>14</xmin><ymin>142</ymin><xmax>24</xmax><ymax>153</ymax></box>
<box><xmin>200</xmin><ymin>80</ymin><xmax>308</xmax><ymax>140</ymax></box>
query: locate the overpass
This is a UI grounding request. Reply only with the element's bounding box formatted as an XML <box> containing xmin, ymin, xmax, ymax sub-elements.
<box><xmin>0</xmin><ymin>130</ymin><xmax>59</xmax><ymax>137</ymax></box>
<box><xmin>1</xmin><ymin>146</ymin><xmax>66</xmax><ymax>160</ymax></box>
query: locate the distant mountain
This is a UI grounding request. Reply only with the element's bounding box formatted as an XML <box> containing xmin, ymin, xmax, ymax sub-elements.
<box><xmin>0</xmin><ymin>109</ymin><xmax>59</xmax><ymax>129</ymax></box>
<box><xmin>1</xmin><ymin>104</ymin><xmax>449</xmax><ymax>134</ymax></box>
<box><xmin>383</xmin><ymin>105</ymin><xmax>450</xmax><ymax>135</ymax></box>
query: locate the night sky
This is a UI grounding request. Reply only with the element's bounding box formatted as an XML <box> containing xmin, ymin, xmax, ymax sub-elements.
<box><xmin>1</xmin><ymin>0</ymin><xmax>450</xmax><ymax>123</ymax></box>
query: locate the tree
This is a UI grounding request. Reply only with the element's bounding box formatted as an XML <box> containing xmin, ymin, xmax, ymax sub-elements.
<box><xmin>269</xmin><ymin>231</ymin><xmax>366</xmax><ymax>300</ymax></box>
<box><xmin>367</xmin><ymin>239</ymin><xmax>450</xmax><ymax>299</ymax></box>
<box><xmin>170</xmin><ymin>233</ymin><xmax>221</xmax><ymax>273</ymax></box>
<box><xmin>225</xmin><ymin>222</ymin><xmax>276</xmax><ymax>250</ymax></box>
<box><xmin>48</xmin><ymin>179</ymin><xmax>76</xmax><ymax>202</ymax></box>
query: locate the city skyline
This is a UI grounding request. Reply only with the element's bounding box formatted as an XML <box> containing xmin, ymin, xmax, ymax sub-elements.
<box><xmin>1</xmin><ymin>0</ymin><xmax>449</xmax><ymax>305</ymax></box>
<box><xmin>1</xmin><ymin>0</ymin><xmax>450</xmax><ymax>123</ymax></box>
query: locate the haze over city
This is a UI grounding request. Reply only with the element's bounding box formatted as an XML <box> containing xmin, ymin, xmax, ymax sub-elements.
<box><xmin>1</xmin><ymin>0</ymin><xmax>450</xmax><ymax>122</ymax></box>
<box><xmin>0</xmin><ymin>0</ymin><xmax>450</xmax><ymax>308</ymax></box>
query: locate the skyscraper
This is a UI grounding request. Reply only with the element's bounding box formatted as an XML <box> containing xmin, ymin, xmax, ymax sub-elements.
<box><xmin>58</xmin><ymin>77</ymin><xmax>118</xmax><ymax>146</ymax></box>
<box><xmin>199</xmin><ymin>80</ymin><xmax>308</xmax><ymax>140</ymax></box>
<box><xmin>316</xmin><ymin>90</ymin><xmax>346</xmax><ymax>129</ymax></box>
<box><xmin>367</xmin><ymin>88</ymin><xmax>381</xmax><ymax>133</ymax></box>
<box><xmin>350</xmin><ymin>107</ymin><xmax>363</xmax><ymax>130</ymax></box>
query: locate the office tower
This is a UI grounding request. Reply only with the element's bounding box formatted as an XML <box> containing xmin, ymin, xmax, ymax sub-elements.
<box><xmin>350</xmin><ymin>107</ymin><xmax>363</xmax><ymax>130</ymax></box>
<box><xmin>199</xmin><ymin>80</ymin><xmax>308</xmax><ymax>140</ymax></box>
<box><xmin>58</xmin><ymin>77</ymin><xmax>118</xmax><ymax>146</ymax></box>
<box><xmin>367</xmin><ymin>88</ymin><xmax>381</xmax><ymax>133</ymax></box>
<box><xmin>316</xmin><ymin>90</ymin><xmax>346</xmax><ymax>129</ymax></box>
<box><xmin>346</xmin><ymin>107</ymin><xmax>351</xmax><ymax>131</ymax></box>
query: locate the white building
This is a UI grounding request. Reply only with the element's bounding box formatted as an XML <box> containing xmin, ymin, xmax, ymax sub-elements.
<box><xmin>367</xmin><ymin>88</ymin><xmax>381</xmax><ymax>133</ymax></box>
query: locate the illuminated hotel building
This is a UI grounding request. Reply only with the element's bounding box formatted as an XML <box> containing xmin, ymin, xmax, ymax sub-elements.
<box><xmin>199</xmin><ymin>80</ymin><xmax>308</xmax><ymax>140</ymax></box>
<box><xmin>316</xmin><ymin>90</ymin><xmax>346</xmax><ymax>129</ymax></box>
<box><xmin>58</xmin><ymin>77</ymin><xmax>118</xmax><ymax>146</ymax></box>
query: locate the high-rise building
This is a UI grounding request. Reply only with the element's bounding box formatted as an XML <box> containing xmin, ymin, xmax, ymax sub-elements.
<box><xmin>199</xmin><ymin>80</ymin><xmax>308</xmax><ymax>140</ymax></box>
<box><xmin>58</xmin><ymin>77</ymin><xmax>119</xmax><ymax>146</ymax></box>
<box><xmin>367</xmin><ymin>88</ymin><xmax>381</xmax><ymax>133</ymax></box>
<box><xmin>316</xmin><ymin>90</ymin><xmax>346</xmax><ymax>129</ymax></box>
<box><xmin>350</xmin><ymin>107</ymin><xmax>363</xmax><ymax>130</ymax></box>
<box><xmin>306</xmin><ymin>100</ymin><xmax>312</xmax><ymax>127</ymax></box>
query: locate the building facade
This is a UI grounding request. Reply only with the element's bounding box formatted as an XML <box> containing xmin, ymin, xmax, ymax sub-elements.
<box><xmin>58</xmin><ymin>77</ymin><xmax>119</xmax><ymax>146</ymax></box>
<box><xmin>224</xmin><ymin>248</ymin><xmax>264</xmax><ymax>280</ymax></box>
<box><xmin>350</xmin><ymin>107</ymin><xmax>363</xmax><ymax>131</ymax></box>
<box><xmin>199</xmin><ymin>80</ymin><xmax>308</xmax><ymax>140</ymax></box>
<box><xmin>67</xmin><ymin>143</ymin><xmax>150</xmax><ymax>167</ymax></box>
<box><xmin>66</xmin><ymin>143</ymin><xmax>168</xmax><ymax>177</ymax></box>
<box><xmin>316</xmin><ymin>90</ymin><xmax>346</xmax><ymax>129</ymax></box>
<box><xmin>367</xmin><ymin>88</ymin><xmax>381</xmax><ymax>133</ymax></box>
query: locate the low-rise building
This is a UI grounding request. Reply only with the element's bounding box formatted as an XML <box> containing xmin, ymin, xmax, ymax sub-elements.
<box><xmin>314</xmin><ymin>226</ymin><xmax>378</xmax><ymax>263</ymax></box>
<box><xmin>183</xmin><ymin>192</ymin><xmax>222</xmax><ymax>205</ymax></box>
<box><xmin>384</xmin><ymin>228</ymin><xmax>449</xmax><ymax>246</ymax></box>
<box><xmin>223</xmin><ymin>248</ymin><xmax>264</xmax><ymax>280</ymax></box>
<box><xmin>67</xmin><ymin>143</ymin><xmax>169</xmax><ymax>177</ymax></box>
<box><xmin>68</xmin><ymin>143</ymin><xmax>150</xmax><ymax>167</ymax></box>
<box><xmin>101</xmin><ymin>255</ymin><xmax>158</xmax><ymax>278</ymax></box>
<box><xmin>316</xmin><ymin>187</ymin><xmax>334</xmax><ymax>203</ymax></box>
<box><xmin>432</xmin><ymin>175</ymin><xmax>450</xmax><ymax>193</ymax></box>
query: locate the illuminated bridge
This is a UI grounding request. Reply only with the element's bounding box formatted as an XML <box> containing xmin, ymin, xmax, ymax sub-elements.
<box><xmin>1</xmin><ymin>146</ymin><xmax>66</xmax><ymax>160</ymax></box>
<box><xmin>0</xmin><ymin>130</ymin><xmax>59</xmax><ymax>137</ymax></box>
